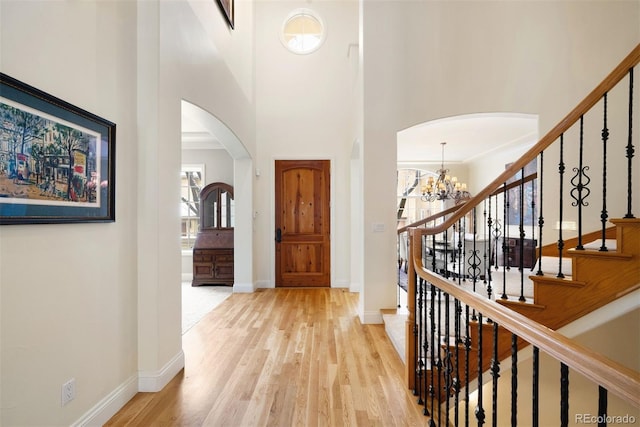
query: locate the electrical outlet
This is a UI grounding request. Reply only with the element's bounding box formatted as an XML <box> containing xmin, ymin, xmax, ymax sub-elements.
<box><xmin>61</xmin><ymin>378</ymin><xmax>76</xmax><ymax>406</ymax></box>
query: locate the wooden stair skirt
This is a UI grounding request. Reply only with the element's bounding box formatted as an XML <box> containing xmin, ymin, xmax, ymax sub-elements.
<box><xmin>412</xmin><ymin>218</ymin><xmax>640</xmax><ymax>402</ymax></box>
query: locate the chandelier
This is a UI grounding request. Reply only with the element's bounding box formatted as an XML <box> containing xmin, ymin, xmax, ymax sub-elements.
<box><xmin>421</xmin><ymin>142</ymin><xmax>471</xmax><ymax>202</ymax></box>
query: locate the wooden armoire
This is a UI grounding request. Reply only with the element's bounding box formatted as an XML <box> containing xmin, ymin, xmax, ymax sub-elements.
<box><xmin>191</xmin><ymin>182</ymin><xmax>234</xmax><ymax>286</ymax></box>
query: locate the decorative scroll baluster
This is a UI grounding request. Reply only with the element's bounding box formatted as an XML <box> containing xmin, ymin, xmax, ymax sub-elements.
<box><xmin>557</xmin><ymin>134</ymin><xmax>566</xmax><ymax>278</ymax></box>
<box><xmin>476</xmin><ymin>314</ymin><xmax>486</xmax><ymax>426</ymax></box>
<box><xmin>560</xmin><ymin>363</ymin><xmax>569</xmax><ymax>427</ymax></box>
<box><xmin>532</xmin><ymin>346</ymin><xmax>539</xmax><ymax>427</ymax></box>
<box><xmin>600</xmin><ymin>93</ymin><xmax>610</xmax><ymax>251</ymax></box>
<box><xmin>571</xmin><ymin>116</ymin><xmax>590</xmax><ymax>250</ymax></box>
<box><xmin>598</xmin><ymin>386</ymin><xmax>608</xmax><ymax>427</ymax></box>
<box><xmin>493</xmin><ymin>194</ymin><xmax>502</xmax><ymax>272</ymax></box>
<box><xmin>625</xmin><ymin>67</ymin><xmax>635</xmax><ymax>219</ymax></box>
<box><xmin>469</xmin><ymin>206</ymin><xmax>483</xmax><ymax>296</ymax></box>
<box><xmin>491</xmin><ymin>322</ymin><xmax>500</xmax><ymax>427</ymax></box>
<box><xmin>511</xmin><ymin>333</ymin><xmax>518</xmax><ymax>427</ymax></box>
<box><xmin>519</xmin><ymin>168</ymin><xmax>526</xmax><ymax>301</ymax></box>
<box><xmin>536</xmin><ymin>152</ymin><xmax>545</xmax><ymax>276</ymax></box>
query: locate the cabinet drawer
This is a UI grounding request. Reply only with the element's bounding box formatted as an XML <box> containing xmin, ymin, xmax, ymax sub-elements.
<box><xmin>214</xmin><ymin>254</ymin><xmax>233</xmax><ymax>263</ymax></box>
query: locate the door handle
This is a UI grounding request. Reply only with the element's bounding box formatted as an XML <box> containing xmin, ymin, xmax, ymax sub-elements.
<box><xmin>275</xmin><ymin>228</ymin><xmax>282</xmax><ymax>243</ymax></box>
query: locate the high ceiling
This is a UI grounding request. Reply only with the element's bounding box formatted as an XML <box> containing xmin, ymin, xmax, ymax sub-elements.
<box><xmin>397</xmin><ymin>113</ymin><xmax>538</xmax><ymax>165</ymax></box>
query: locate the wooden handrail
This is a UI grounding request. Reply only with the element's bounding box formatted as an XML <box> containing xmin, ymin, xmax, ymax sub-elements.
<box><xmin>411</xmin><ymin>43</ymin><xmax>640</xmax><ymax>238</ymax></box>
<box><xmin>409</xmin><ymin>228</ymin><xmax>640</xmax><ymax>408</ymax></box>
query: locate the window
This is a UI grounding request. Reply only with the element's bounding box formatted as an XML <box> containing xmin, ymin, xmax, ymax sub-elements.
<box><xmin>181</xmin><ymin>165</ymin><xmax>204</xmax><ymax>250</ymax></box>
<box><xmin>280</xmin><ymin>9</ymin><xmax>326</xmax><ymax>55</ymax></box>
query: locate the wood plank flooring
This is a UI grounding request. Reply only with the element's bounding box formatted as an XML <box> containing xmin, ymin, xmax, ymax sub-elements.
<box><xmin>106</xmin><ymin>288</ymin><xmax>428</xmax><ymax>426</ymax></box>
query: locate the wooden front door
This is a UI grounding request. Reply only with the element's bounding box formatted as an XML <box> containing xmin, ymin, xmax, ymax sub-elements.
<box><xmin>275</xmin><ymin>160</ymin><xmax>330</xmax><ymax>287</ymax></box>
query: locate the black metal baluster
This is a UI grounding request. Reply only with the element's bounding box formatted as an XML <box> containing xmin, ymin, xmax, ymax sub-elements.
<box><xmin>432</xmin><ymin>234</ymin><xmax>437</xmax><ymax>272</ymax></box>
<box><xmin>530</xmin><ymin>177</ymin><xmax>536</xmax><ymax>269</ymax></box>
<box><xmin>444</xmin><ymin>292</ymin><xmax>452</xmax><ymax>426</ymax></box>
<box><xmin>454</xmin><ymin>299</ymin><xmax>462</xmax><ymax>427</ymax></box>
<box><xmin>437</xmin><ymin>287</ymin><xmax>443</xmax><ymax>426</ymax></box>
<box><xmin>483</xmin><ymin>199</ymin><xmax>488</xmax><ymax>285</ymax></box>
<box><xmin>505</xmin><ymin>182</ymin><xmax>511</xmax><ymax>271</ymax></box>
<box><xmin>465</xmin><ymin>304</ymin><xmax>471</xmax><ymax>427</ymax></box>
<box><xmin>469</xmin><ymin>207</ymin><xmax>482</xmax><ymax>295</ymax></box>
<box><xmin>493</xmin><ymin>194</ymin><xmax>502</xmax><ymax>271</ymax></box>
<box><xmin>519</xmin><ymin>167</ymin><xmax>526</xmax><ymax>301</ymax></box>
<box><xmin>476</xmin><ymin>313</ymin><xmax>486</xmax><ymax>426</ymax></box>
<box><xmin>625</xmin><ymin>67</ymin><xmax>635</xmax><ymax>219</ymax></box>
<box><xmin>454</xmin><ymin>219</ymin><xmax>464</xmax><ymax>284</ymax></box>
<box><xmin>416</xmin><ymin>277</ymin><xmax>424</xmax><ymax>405</ymax></box>
<box><xmin>484</xmin><ymin>201</ymin><xmax>493</xmax><ymax>299</ymax></box>
<box><xmin>511</xmin><ymin>334</ymin><xmax>518</xmax><ymax>427</ymax></box>
<box><xmin>486</xmin><ymin>199</ymin><xmax>492</xmax><ymax>287</ymax></box>
<box><xmin>429</xmin><ymin>283</ymin><xmax>437</xmax><ymax>427</ymax></box>
<box><xmin>557</xmin><ymin>134</ymin><xmax>566</xmax><ymax>278</ymax></box>
<box><xmin>491</xmin><ymin>323</ymin><xmax>500</xmax><ymax>427</ymax></box>
<box><xmin>532</xmin><ymin>346</ymin><xmax>539</xmax><ymax>427</ymax></box>
<box><xmin>571</xmin><ymin>116</ymin><xmax>590</xmax><ymax>250</ymax></box>
<box><xmin>484</xmin><ymin>201</ymin><xmax>492</xmax><ymax>300</ymax></box>
<box><xmin>560</xmin><ymin>363</ymin><xmax>569</xmax><ymax>427</ymax></box>
<box><xmin>600</xmin><ymin>93</ymin><xmax>610</xmax><ymax>251</ymax></box>
<box><xmin>536</xmin><ymin>152</ymin><xmax>545</xmax><ymax>276</ymax></box>
<box><xmin>598</xmin><ymin>386</ymin><xmax>608</xmax><ymax>427</ymax></box>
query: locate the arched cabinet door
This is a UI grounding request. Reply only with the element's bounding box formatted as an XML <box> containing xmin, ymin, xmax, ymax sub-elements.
<box><xmin>192</xmin><ymin>182</ymin><xmax>234</xmax><ymax>287</ymax></box>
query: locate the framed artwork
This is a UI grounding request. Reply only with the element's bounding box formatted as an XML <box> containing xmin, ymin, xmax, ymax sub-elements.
<box><xmin>0</xmin><ymin>73</ymin><xmax>116</xmax><ymax>225</ymax></box>
<box><xmin>217</xmin><ymin>0</ymin><xmax>234</xmax><ymax>29</ymax></box>
<box><xmin>505</xmin><ymin>159</ymin><xmax>537</xmax><ymax>227</ymax></box>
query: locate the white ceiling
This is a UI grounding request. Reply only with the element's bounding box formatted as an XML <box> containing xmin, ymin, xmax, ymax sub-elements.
<box><xmin>181</xmin><ymin>108</ymin><xmax>223</xmax><ymax>150</ymax></box>
<box><xmin>397</xmin><ymin>113</ymin><xmax>538</xmax><ymax>164</ymax></box>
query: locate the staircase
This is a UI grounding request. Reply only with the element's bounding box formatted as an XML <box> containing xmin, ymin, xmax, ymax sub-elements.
<box><xmin>393</xmin><ymin>44</ymin><xmax>640</xmax><ymax>425</ymax></box>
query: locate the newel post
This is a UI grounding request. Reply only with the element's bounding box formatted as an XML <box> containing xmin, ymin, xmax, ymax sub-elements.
<box><xmin>406</xmin><ymin>228</ymin><xmax>417</xmax><ymax>389</ymax></box>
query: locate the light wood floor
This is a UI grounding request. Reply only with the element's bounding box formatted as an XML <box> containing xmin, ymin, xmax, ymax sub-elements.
<box><xmin>106</xmin><ymin>288</ymin><xmax>428</xmax><ymax>426</ymax></box>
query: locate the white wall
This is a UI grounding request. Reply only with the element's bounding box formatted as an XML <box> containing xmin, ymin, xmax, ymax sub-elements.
<box><xmin>253</xmin><ymin>0</ymin><xmax>359</xmax><ymax>289</ymax></box>
<box><xmin>1</xmin><ymin>0</ymin><xmax>256</xmax><ymax>424</ymax></box>
<box><xmin>361</xmin><ymin>0</ymin><xmax>639</xmax><ymax>322</ymax></box>
<box><xmin>1</xmin><ymin>1</ymin><xmax>138</xmax><ymax>425</ymax></box>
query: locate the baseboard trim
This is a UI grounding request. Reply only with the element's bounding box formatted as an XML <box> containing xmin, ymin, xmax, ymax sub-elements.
<box><xmin>255</xmin><ymin>280</ymin><xmax>272</xmax><ymax>289</ymax></box>
<box><xmin>72</xmin><ymin>374</ymin><xmax>138</xmax><ymax>427</ymax></box>
<box><xmin>233</xmin><ymin>281</ymin><xmax>256</xmax><ymax>293</ymax></box>
<box><xmin>138</xmin><ymin>350</ymin><xmax>185</xmax><ymax>392</ymax></box>
<box><xmin>333</xmin><ymin>279</ymin><xmax>350</xmax><ymax>288</ymax></box>
<box><xmin>360</xmin><ymin>310</ymin><xmax>383</xmax><ymax>324</ymax></box>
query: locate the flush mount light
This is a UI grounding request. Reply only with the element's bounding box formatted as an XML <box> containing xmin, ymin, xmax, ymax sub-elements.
<box><xmin>280</xmin><ymin>9</ymin><xmax>326</xmax><ymax>55</ymax></box>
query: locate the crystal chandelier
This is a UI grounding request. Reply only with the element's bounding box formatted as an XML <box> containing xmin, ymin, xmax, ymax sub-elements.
<box><xmin>421</xmin><ymin>142</ymin><xmax>471</xmax><ymax>202</ymax></box>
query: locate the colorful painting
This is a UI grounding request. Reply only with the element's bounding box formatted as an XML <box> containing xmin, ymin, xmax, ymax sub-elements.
<box><xmin>0</xmin><ymin>73</ymin><xmax>115</xmax><ymax>224</ymax></box>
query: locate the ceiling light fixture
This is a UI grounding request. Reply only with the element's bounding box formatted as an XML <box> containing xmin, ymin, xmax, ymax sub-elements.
<box><xmin>421</xmin><ymin>142</ymin><xmax>471</xmax><ymax>202</ymax></box>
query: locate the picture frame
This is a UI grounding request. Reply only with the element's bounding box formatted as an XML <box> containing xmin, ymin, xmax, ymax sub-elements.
<box><xmin>217</xmin><ymin>0</ymin><xmax>234</xmax><ymax>29</ymax></box>
<box><xmin>0</xmin><ymin>73</ymin><xmax>116</xmax><ymax>225</ymax></box>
